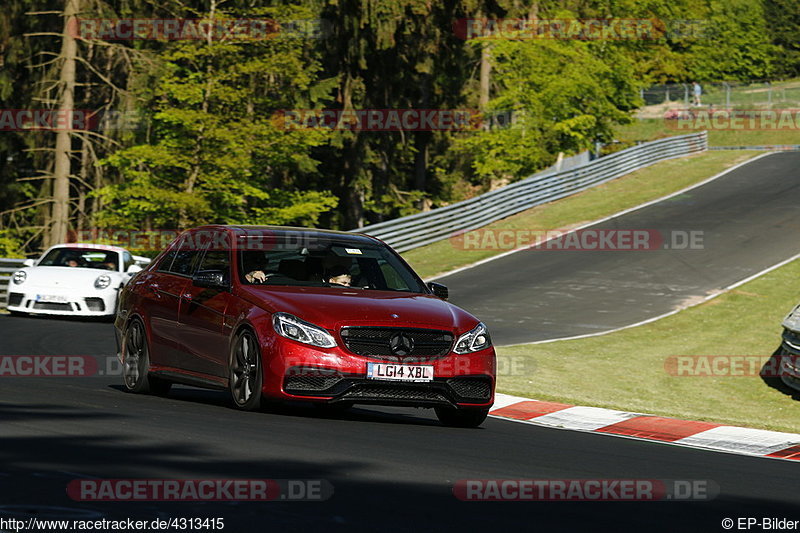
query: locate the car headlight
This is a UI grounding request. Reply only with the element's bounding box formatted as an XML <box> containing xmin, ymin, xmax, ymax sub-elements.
<box><xmin>94</xmin><ymin>274</ymin><xmax>112</xmax><ymax>289</ymax></box>
<box><xmin>453</xmin><ymin>322</ymin><xmax>492</xmax><ymax>354</ymax></box>
<box><xmin>783</xmin><ymin>305</ymin><xmax>800</xmax><ymax>332</ymax></box>
<box><xmin>272</xmin><ymin>312</ymin><xmax>336</xmax><ymax>349</ymax></box>
<box><xmin>12</xmin><ymin>270</ymin><xmax>26</xmax><ymax>285</ymax></box>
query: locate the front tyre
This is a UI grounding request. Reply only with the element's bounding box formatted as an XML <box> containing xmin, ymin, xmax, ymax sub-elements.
<box><xmin>106</xmin><ymin>290</ymin><xmax>122</xmax><ymax>323</ymax></box>
<box><xmin>435</xmin><ymin>407</ymin><xmax>490</xmax><ymax>428</ymax></box>
<box><xmin>122</xmin><ymin>319</ymin><xmax>171</xmax><ymax>395</ymax></box>
<box><xmin>229</xmin><ymin>330</ymin><xmax>263</xmax><ymax>411</ymax></box>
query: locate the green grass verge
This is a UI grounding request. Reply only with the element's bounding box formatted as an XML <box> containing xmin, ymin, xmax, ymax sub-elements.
<box><xmin>496</xmin><ymin>257</ymin><xmax>800</xmax><ymax>434</ymax></box>
<box><xmin>402</xmin><ymin>150</ymin><xmax>761</xmax><ymax>280</ymax></box>
<box><xmin>615</xmin><ymin>118</ymin><xmax>800</xmax><ymax>147</ymax></box>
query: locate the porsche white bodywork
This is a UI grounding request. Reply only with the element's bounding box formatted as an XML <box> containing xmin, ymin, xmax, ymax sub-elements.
<box><xmin>6</xmin><ymin>244</ymin><xmax>150</xmax><ymax>317</ymax></box>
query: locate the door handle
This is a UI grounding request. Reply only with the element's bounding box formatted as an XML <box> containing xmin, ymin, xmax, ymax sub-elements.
<box><xmin>182</xmin><ymin>293</ymin><xmax>193</xmax><ymax>301</ymax></box>
<box><xmin>149</xmin><ymin>283</ymin><xmax>160</xmax><ymax>294</ymax></box>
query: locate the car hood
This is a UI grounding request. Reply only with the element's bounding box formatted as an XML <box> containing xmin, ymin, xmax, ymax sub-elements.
<box><xmin>15</xmin><ymin>266</ymin><xmax>118</xmax><ymax>289</ymax></box>
<box><xmin>238</xmin><ymin>286</ymin><xmax>479</xmax><ymax>333</ymax></box>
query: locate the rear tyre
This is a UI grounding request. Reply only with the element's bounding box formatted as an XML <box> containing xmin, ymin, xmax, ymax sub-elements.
<box><xmin>229</xmin><ymin>330</ymin><xmax>263</xmax><ymax>411</ymax></box>
<box><xmin>435</xmin><ymin>407</ymin><xmax>489</xmax><ymax>428</ymax></box>
<box><xmin>123</xmin><ymin>319</ymin><xmax>170</xmax><ymax>395</ymax></box>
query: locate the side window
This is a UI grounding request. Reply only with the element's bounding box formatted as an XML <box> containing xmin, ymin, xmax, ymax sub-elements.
<box><xmin>157</xmin><ymin>250</ymin><xmax>177</xmax><ymax>272</ymax></box>
<box><xmin>171</xmin><ymin>249</ymin><xmax>201</xmax><ymax>276</ymax></box>
<box><xmin>122</xmin><ymin>251</ymin><xmax>134</xmax><ymax>272</ymax></box>
<box><xmin>198</xmin><ymin>250</ymin><xmax>231</xmax><ymax>282</ymax></box>
<box><xmin>158</xmin><ymin>234</ymin><xmax>201</xmax><ymax>276</ymax></box>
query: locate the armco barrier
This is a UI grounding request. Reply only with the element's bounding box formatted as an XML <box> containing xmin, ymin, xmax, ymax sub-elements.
<box><xmin>356</xmin><ymin>132</ymin><xmax>708</xmax><ymax>252</ymax></box>
<box><xmin>0</xmin><ymin>258</ymin><xmax>26</xmax><ymax>309</ymax></box>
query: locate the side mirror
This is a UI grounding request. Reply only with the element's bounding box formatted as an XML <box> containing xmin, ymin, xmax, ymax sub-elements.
<box><xmin>427</xmin><ymin>281</ymin><xmax>448</xmax><ymax>300</ymax></box>
<box><xmin>126</xmin><ymin>264</ymin><xmax>143</xmax><ymax>275</ymax></box>
<box><xmin>193</xmin><ymin>270</ymin><xmax>228</xmax><ymax>290</ymax></box>
<box><xmin>23</xmin><ymin>259</ymin><xmax>34</xmax><ymax>267</ymax></box>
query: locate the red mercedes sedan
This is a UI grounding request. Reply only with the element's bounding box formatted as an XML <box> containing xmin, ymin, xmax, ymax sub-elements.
<box><xmin>115</xmin><ymin>225</ymin><xmax>496</xmax><ymax>427</ymax></box>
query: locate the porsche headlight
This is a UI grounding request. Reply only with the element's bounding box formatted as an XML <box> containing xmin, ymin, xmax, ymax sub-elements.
<box><xmin>94</xmin><ymin>274</ymin><xmax>112</xmax><ymax>289</ymax></box>
<box><xmin>272</xmin><ymin>312</ymin><xmax>336</xmax><ymax>349</ymax></box>
<box><xmin>12</xmin><ymin>270</ymin><xmax>26</xmax><ymax>285</ymax></box>
<box><xmin>453</xmin><ymin>323</ymin><xmax>492</xmax><ymax>354</ymax></box>
<box><xmin>783</xmin><ymin>305</ymin><xmax>800</xmax><ymax>332</ymax></box>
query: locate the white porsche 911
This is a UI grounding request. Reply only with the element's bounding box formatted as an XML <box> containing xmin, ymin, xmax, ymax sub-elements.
<box><xmin>6</xmin><ymin>243</ymin><xmax>150</xmax><ymax>318</ymax></box>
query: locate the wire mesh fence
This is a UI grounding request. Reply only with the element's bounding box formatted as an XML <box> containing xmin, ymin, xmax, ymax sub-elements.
<box><xmin>637</xmin><ymin>80</ymin><xmax>800</xmax><ymax>119</ymax></box>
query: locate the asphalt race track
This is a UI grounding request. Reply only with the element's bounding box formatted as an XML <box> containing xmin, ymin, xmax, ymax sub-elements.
<box><xmin>3</xmin><ymin>152</ymin><xmax>800</xmax><ymax>531</ymax></box>
<box><xmin>441</xmin><ymin>152</ymin><xmax>800</xmax><ymax>344</ymax></box>
<box><xmin>1</xmin><ymin>315</ymin><xmax>799</xmax><ymax>532</ymax></box>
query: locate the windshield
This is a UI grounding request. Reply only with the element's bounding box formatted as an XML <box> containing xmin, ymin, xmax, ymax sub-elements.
<box><xmin>238</xmin><ymin>237</ymin><xmax>426</xmax><ymax>293</ymax></box>
<box><xmin>38</xmin><ymin>247</ymin><xmax>120</xmax><ymax>271</ymax></box>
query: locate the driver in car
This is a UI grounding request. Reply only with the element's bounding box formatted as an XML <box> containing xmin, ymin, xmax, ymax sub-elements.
<box><xmin>244</xmin><ymin>269</ymin><xmax>269</xmax><ymax>283</ymax></box>
<box><xmin>244</xmin><ymin>260</ymin><xmax>353</xmax><ymax>286</ymax></box>
<box><xmin>101</xmin><ymin>253</ymin><xmax>118</xmax><ymax>271</ymax></box>
<box><xmin>64</xmin><ymin>255</ymin><xmax>83</xmax><ymax>267</ymax></box>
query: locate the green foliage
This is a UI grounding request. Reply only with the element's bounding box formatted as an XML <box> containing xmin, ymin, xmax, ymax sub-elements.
<box><xmin>455</xmin><ymin>38</ymin><xmax>639</xmax><ymax>181</ymax></box>
<box><xmin>94</xmin><ymin>4</ymin><xmax>338</xmax><ymax>230</ymax></box>
<box><xmin>685</xmin><ymin>0</ymin><xmax>777</xmax><ymax>81</ymax></box>
<box><xmin>764</xmin><ymin>0</ymin><xmax>800</xmax><ymax>77</ymax></box>
<box><xmin>0</xmin><ymin>231</ymin><xmax>24</xmax><ymax>258</ymax></box>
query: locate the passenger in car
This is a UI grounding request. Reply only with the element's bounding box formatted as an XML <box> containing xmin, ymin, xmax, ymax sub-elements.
<box><xmin>102</xmin><ymin>254</ymin><xmax>118</xmax><ymax>271</ymax></box>
<box><xmin>326</xmin><ymin>265</ymin><xmax>352</xmax><ymax>286</ymax></box>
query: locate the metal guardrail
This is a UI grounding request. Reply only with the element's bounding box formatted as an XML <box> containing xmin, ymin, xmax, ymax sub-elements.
<box><xmin>356</xmin><ymin>131</ymin><xmax>708</xmax><ymax>252</ymax></box>
<box><xmin>0</xmin><ymin>258</ymin><xmax>26</xmax><ymax>309</ymax></box>
<box><xmin>710</xmin><ymin>145</ymin><xmax>800</xmax><ymax>151</ymax></box>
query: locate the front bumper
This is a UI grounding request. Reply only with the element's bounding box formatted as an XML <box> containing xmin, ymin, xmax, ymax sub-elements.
<box><xmin>284</xmin><ymin>373</ymin><xmax>494</xmax><ymax>408</ymax></box>
<box><xmin>261</xmin><ymin>336</ymin><xmax>496</xmax><ymax>409</ymax></box>
<box><xmin>778</xmin><ymin>329</ymin><xmax>800</xmax><ymax>390</ymax></box>
<box><xmin>6</xmin><ymin>287</ymin><xmax>117</xmax><ymax>317</ymax></box>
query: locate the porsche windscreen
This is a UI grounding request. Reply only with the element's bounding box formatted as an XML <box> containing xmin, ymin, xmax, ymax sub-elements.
<box><xmin>37</xmin><ymin>247</ymin><xmax>120</xmax><ymax>270</ymax></box>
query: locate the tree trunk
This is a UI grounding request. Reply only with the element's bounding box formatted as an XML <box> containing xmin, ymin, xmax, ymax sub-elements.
<box><xmin>528</xmin><ymin>2</ymin><xmax>539</xmax><ymax>20</ymax></box>
<box><xmin>479</xmin><ymin>20</ymin><xmax>492</xmax><ymax>132</ymax></box>
<box><xmin>414</xmin><ymin>74</ymin><xmax>430</xmax><ymax>202</ymax></box>
<box><xmin>479</xmin><ymin>43</ymin><xmax>491</xmax><ymax>114</ymax></box>
<box><xmin>179</xmin><ymin>0</ymin><xmax>215</xmax><ymax>229</ymax></box>
<box><xmin>49</xmin><ymin>0</ymin><xmax>80</xmax><ymax>247</ymax></box>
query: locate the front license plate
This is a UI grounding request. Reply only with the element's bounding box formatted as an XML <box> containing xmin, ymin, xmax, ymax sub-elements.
<box><xmin>366</xmin><ymin>363</ymin><xmax>434</xmax><ymax>382</ymax></box>
<box><xmin>36</xmin><ymin>294</ymin><xmax>69</xmax><ymax>303</ymax></box>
